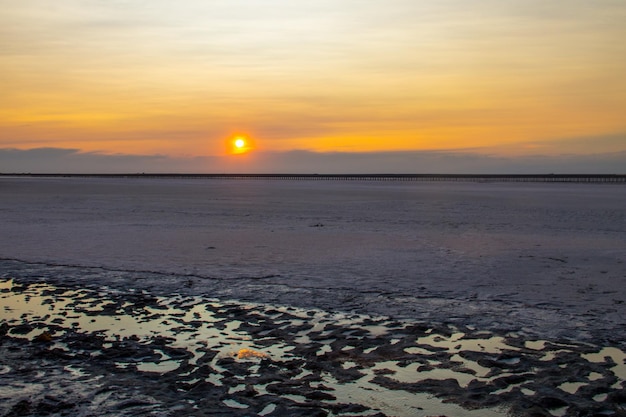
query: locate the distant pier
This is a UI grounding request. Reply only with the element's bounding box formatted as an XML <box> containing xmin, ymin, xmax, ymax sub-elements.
<box><xmin>3</xmin><ymin>173</ymin><xmax>626</xmax><ymax>183</ymax></box>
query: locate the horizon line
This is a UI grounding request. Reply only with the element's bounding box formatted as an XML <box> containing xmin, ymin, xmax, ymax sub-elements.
<box><xmin>2</xmin><ymin>173</ymin><xmax>625</xmax><ymax>183</ymax></box>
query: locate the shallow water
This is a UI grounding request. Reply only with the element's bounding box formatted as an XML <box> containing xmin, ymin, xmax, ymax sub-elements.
<box><xmin>1</xmin><ymin>278</ymin><xmax>625</xmax><ymax>416</ymax></box>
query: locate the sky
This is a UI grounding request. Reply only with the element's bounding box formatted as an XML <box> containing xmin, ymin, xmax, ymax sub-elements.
<box><xmin>1</xmin><ymin>1</ymin><xmax>625</xmax><ymax>173</ymax></box>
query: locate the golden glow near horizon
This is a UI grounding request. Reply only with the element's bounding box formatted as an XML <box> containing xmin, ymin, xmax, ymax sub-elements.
<box><xmin>1</xmin><ymin>1</ymin><xmax>625</xmax><ymax>161</ymax></box>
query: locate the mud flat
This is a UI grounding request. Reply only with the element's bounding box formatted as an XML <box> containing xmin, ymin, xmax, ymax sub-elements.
<box><xmin>1</xmin><ymin>177</ymin><xmax>625</xmax><ymax>415</ymax></box>
<box><xmin>1</xmin><ymin>278</ymin><xmax>625</xmax><ymax>416</ymax></box>
<box><xmin>1</xmin><ymin>177</ymin><xmax>625</xmax><ymax>340</ymax></box>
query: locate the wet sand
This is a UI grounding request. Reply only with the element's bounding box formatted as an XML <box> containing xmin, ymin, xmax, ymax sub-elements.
<box><xmin>1</xmin><ymin>177</ymin><xmax>625</xmax><ymax>415</ymax></box>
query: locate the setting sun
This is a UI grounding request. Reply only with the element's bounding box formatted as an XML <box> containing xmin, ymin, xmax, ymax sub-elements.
<box><xmin>229</xmin><ymin>135</ymin><xmax>254</xmax><ymax>155</ymax></box>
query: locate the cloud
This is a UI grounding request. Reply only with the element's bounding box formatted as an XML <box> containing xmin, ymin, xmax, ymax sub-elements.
<box><xmin>250</xmin><ymin>150</ymin><xmax>626</xmax><ymax>174</ymax></box>
<box><xmin>519</xmin><ymin>133</ymin><xmax>626</xmax><ymax>155</ymax></box>
<box><xmin>1</xmin><ymin>147</ymin><xmax>625</xmax><ymax>175</ymax></box>
<box><xmin>0</xmin><ymin>148</ymin><xmax>205</xmax><ymax>174</ymax></box>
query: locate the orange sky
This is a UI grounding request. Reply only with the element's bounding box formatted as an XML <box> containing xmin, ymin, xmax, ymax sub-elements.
<box><xmin>1</xmin><ymin>1</ymin><xmax>625</xmax><ymax>167</ymax></box>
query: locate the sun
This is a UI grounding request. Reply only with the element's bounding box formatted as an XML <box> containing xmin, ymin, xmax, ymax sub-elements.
<box><xmin>229</xmin><ymin>135</ymin><xmax>253</xmax><ymax>154</ymax></box>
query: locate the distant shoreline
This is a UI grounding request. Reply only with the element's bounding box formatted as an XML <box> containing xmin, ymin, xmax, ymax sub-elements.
<box><xmin>2</xmin><ymin>173</ymin><xmax>626</xmax><ymax>182</ymax></box>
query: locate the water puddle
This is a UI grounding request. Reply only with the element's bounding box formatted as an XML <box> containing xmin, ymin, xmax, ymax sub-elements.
<box><xmin>583</xmin><ymin>347</ymin><xmax>626</xmax><ymax>380</ymax></box>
